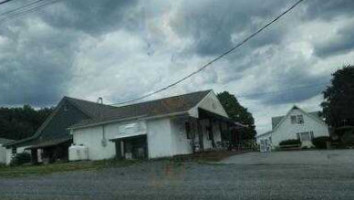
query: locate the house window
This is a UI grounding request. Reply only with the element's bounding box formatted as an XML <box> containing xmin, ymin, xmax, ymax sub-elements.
<box><xmin>291</xmin><ymin>115</ymin><xmax>304</xmax><ymax>124</ymax></box>
<box><xmin>185</xmin><ymin>122</ymin><xmax>192</xmax><ymax>139</ymax></box>
<box><xmin>291</xmin><ymin>115</ymin><xmax>297</xmax><ymax>124</ymax></box>
<box><xmin>12</xmin><ymin>147</ymin><xmax>17</xmax><ymax>155</ymax></box>
<box><xmin>297</xmin><ymin>115</ymin><xmax>304</xmax><ymax>124</ymax></box>
<box><xmin>64</xmin><ymin>104</ymin><xmax>69</xmax><ymax>111</ymax></box>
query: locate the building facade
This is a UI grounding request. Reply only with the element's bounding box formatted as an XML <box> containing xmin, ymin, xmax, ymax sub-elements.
<box><xmin>256</xmin><ymin>106</ymin><xmax>330</xmax><ymax>150</ymax></box>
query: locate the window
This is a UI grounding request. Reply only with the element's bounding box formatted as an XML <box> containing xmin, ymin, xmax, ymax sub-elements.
<box><xmin>12</xmin><ymin>147</ymin><xmax>17</xmax><ymax>155</ymax></box>
<box><xmin>291</xmin><ymin>115</ymin><xmax>304</xmax><ymax>124</ymax></box>
<box><xmin>291</xmin><ymin>115</ymin><xmax>297</xmax><ymax>124</ymax></box>
<box><xmin>64</xmin><ymin>104</ymin><xmax>69</xmax><ymax>111</ymax></box>
<box><xmin>185</xmin><ymin>122</ymin><xmax>192</xmax><ymax>139</ymax></box>
<box><xmin>297</xmin><ymin>115</ymin><xmax>304</xmax><ymax>124</ymax></box>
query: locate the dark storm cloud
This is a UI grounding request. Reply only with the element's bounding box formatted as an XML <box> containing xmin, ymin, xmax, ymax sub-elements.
<box><xmin>314</xmin><ymin>23</ymin><xmax>354</xmax><ymax>58</ymax></box>
<box><xmin>171</xmin><ymin>0</ymin><xmax>288</xmax><ymax>56</ymax></box>
<box><xmin>41</xmin><ymin>0</ymin><xmax>139</xmax><ymax>35</ymax></box>
<box><xmin>0</xmin><ymin>0</ymin><xmax>138</xmax><ymax>106</ymax></box>
<box><xmin>0</xmin><ymin>26</ymin><xmax>80</xmax><ymax>106</ymax></box>
<box><xmin>304</xmin><ymin>0</ymin><xmax>354</xmax><ymax>20</ymax></box>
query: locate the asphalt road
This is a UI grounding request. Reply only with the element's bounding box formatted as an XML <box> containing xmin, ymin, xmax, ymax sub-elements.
<box><xmin>1</xmin><ymin>150</ymin><xmax>354</xmax><ymax>200</ymax></box>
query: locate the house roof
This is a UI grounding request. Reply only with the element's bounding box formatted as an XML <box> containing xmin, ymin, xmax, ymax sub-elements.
<box><xmin>271</xmin><ymin>107</ymin><xmax>324</xmax><ymax>129</ymax></box>
<box><xmin>0</xmin><ymin>138</ymin><xmax>15</xmax><ymax>145</ymax></box>
<box><xmin>256</xmin><ymin>131</ymin><xmax>272</xmax><ymax>138</ymax></box>
<box><xmin>64</xmin><ymin>96</ymin><xmax>117</xmax><ymax>119</ymax></box>
<box><xmin>70</xmin><ymin>90</ymin><xmax>212</xmax><ymax>129</ymax></box>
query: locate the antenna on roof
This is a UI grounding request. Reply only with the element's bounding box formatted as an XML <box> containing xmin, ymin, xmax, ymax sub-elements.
<box><xmin>97</xmin><ymin>97</ymin><xmax>103</xmax><ymax>104</ymax></box>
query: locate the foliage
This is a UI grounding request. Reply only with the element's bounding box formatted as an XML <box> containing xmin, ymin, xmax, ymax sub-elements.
<box><xmin>217</xmin><ymin>91</ymin><xmax>256</xmax><ymax>140</ymax></box>
<box><xmin>0</xmin><ymin>105</ymin><xmax>53</xmax><ymax>140</ymax></box>
<box><xmin>312</xmin><ymin>136</ymin><xmax>330</xmax><ymax>149</ymax></box>
<box><xmin>10</xmin><ymin>152</ymin><xmax>32</xmax><ymax>166</ymax></box>
<box><xmin>279</xmin><ymin>139</ymin><xmax>301</xmax><ymax>146</ymax></box>
<box><xmin>341</xmin><ymin>131</ymin><xmax>354</xmax><ymax>147</ymax></box>
<box><xmin>321</xmin><ymin>66</ymin><xmax>354</xmax><ymax>128</ymax></box>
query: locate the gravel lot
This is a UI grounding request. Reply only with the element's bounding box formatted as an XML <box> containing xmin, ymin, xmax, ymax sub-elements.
<box><xmin>1</xmin><ymin>150</ymin><xmax>354</xmax><ymax>200</ymax></box>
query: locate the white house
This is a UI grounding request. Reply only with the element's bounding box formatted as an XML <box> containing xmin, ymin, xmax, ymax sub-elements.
<box><xmin>256</xmin><ymin>106</ymin><xmax>330</xmax><ymax>150</ymax></box>
<box><xmin>0</xmin><ymin>138</ymin><xmax>14</xmax><ymax>164</ymax></box>
<box><xmin>68</xmin><ymin>90</ymin><xmax>241</xmax><ymax>161</ymax></box>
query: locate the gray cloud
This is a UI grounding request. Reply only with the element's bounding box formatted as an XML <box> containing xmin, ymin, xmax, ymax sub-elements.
<box><xmin>314</xmin><ymin>23</ymin><xmax>354</xmax><ymax>57</ymax></box>
<box><xmin>304</xmin><ymin>0</ymin><xmax>354</xmax><ymax>20</ymax></box>
<box><xmin>170</xmin><ymin>0</ymin><xmax>288</xmax><ymax>57</ymax></box>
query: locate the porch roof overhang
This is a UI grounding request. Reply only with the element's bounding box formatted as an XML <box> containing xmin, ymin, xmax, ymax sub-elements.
<box><xmin>198</xmin><ymin>108</ymin><xmax>248</xmax><ymax>128</ymax></box>
<box><xmin>25</xmin><ymin>138</ymin><xmax>72</xmax><ymax>150</ymax></box>
<box><xmin>109</xmin><ymin>132</ymin><xmax>147</xmax><ymax>141</ymax></box>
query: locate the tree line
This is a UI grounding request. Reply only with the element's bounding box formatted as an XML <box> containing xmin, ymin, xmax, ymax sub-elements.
<box><xmin>0</xmin><ymin>105</ymin><xmax>53</xmax><ymax>140</ymax></box>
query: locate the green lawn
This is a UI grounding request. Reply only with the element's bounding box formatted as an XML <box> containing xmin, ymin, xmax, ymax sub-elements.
<box><xmin>0</xmin><ymin>159</ymin><xmax>139</xmax><ymax>178</ymax></box>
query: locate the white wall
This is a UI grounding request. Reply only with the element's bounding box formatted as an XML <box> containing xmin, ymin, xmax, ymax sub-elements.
<box><xmin>147</xmin><ymin>118</ymin><xmax>174</xmax><ymax>158</ymax></box>
<box><xmin>2</xmin><ymin>145</ymin><xmax>31</xmax><ymax>165</ymax></box>
<box><xmin>0</xmin><ymin>145</ymin><xmax>6</xmax><ymax>164</ymax></box>
<box><xmin>189</xmin><ymin>91</ymin><xmax>228</xmax><ymax>118</ymax></box>
<box><xmin>72</xmin><ymin>118</ymin><xmax>177</xmax><ymax>160</ymax></box>
<box><xmin>73</xmin><ymin>125</ymin><xmax>116</xmax><ymax>160</ymax></box>
<box><xmin>170</xmin><ymin>117</ymin><xmax>193</xmax><ymax>156</ymax></box>
<box><xmin>272</xmin><ymin>109</ymin><xmax>329</xmax><ymax>147</ymax></box>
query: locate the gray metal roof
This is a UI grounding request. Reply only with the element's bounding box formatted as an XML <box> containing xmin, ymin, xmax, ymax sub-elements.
<box><xmin>70</xmin><ymin>90</ymin><xmax>212</xmax><ymax>128</ymax></box>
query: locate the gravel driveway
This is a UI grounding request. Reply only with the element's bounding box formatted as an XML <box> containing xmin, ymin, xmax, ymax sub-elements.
<box><xmin>0</xmin><ymin>150</ymin><xmax>354</xmax><ymax>200</ymax></box>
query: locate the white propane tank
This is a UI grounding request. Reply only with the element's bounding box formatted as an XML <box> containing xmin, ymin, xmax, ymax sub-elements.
<box><xmin>69</xmin><ymin>145</ymin><xmax>89</xmax><ymax>161</ymax></box>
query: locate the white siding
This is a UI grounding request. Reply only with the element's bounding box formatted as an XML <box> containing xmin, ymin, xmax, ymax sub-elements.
<box><xmin>0</xmin><ymin>145</ymin><xmax>6</xmax><ymax>164</ymax></box>
<box><xmin>72</xmin><ymin>120</ymin><xmax>147</xmax><ymax>160</ymax></box>
<box><xmin>73</xmin><ymin>125</ymin><xmax>115</xmax><ymax>160</ymax></box>
<box><xmin>170</xmin><ymin>117</ymin><xmax>193</xmax><ymax>156</ymax></box>
<box><xmin>272</xmin><ymin>109</ymin><xmax>329</xmax><ymax>148</ymax></box>
<box><xmin>189</xmin><ymin>91</ymin><xmax>228</xmax><ymax>118</ymax></box>
<box><xmin>147</xmin><ymin>118</ymin><xmax>174</xmax><ymax>158</ymax></box>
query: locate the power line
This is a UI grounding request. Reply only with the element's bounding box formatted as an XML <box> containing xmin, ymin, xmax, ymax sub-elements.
<box><xmin>115</xmin><ymin>0</ymin><xmax>305</xmax><ymax>105</ymax></box>
<box><xmin>0</xmin><ymin>0</ymin><xmax>14</xmax><ymax>5</ymax></box>
<box><xmin>0</xmin><ymin>0</ymin><xmax>63</xmax><ymax>23</ymax></box>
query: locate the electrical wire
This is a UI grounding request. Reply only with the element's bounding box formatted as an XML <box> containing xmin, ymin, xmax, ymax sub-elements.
<box><xmin>0</xmin><ymin>0</ymin><xmax>14</xmax><ymax>6</ymax></box>
<box><xmin>115</xmin><ymin>0</ymin><xmax>305</xmax><ymax>105</ymax></box>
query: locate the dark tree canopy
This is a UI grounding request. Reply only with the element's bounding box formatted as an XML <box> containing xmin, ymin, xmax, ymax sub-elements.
<box><xmin>217</xmin><ymin>91</ymin><xmax>256</xmax><ymax>139</ymax></box>
<box><xmin>0</xmin><ymin>105</ymin><xmax>53</xmax><ymax>140</ymax></box>
<box><xmin>321</xmin><ymin>65</ymin><xmax>354</xmax><ymax>127</ymax></box>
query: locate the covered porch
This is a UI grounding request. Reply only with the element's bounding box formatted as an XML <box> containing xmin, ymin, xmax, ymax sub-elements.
<box><xmin>25</xmin><ymin>138</ymin><xmax>72</xmax><ymax>164</ymax></box>
<box><xmin>186</xmin><ymin>108</ymin><xmax>247</xmax><ymax>152</ymax></box>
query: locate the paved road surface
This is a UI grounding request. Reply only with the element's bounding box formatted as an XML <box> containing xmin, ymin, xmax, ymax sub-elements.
<box><xmin>221</xmin><ymin>149</ymin><xmax>354</xmax><ymax>165</ymax></box>
<box><xmin>0</xmin><ymin>150</ymin><xmax>354</xmax><ymax>200</ymax></box>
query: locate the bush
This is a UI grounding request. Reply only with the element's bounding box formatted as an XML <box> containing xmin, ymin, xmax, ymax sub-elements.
<box><xmin>279</xmin><ymin>139</ymin><xmax>301</xmax><ymax>146</ymax></box>
<box><xmin>341</xmin><ymin>132</ymin><xmax>354</xmax><ymax>147</ymax></box>
<box><xmin>10</xmin><ymin>152</ymin><xmax>31</xmax><ymax>166</ymax></box>
<box><xmin>312</xmin><ymin>136</ymin><xmax>330</xmax><ymax>149</ymax></box>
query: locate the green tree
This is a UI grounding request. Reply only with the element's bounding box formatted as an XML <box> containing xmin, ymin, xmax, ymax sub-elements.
<box><xmin>217</xmin><ymin>91</ymin><xmax>256</xmax><ymax>140</ymax></box>
<box><xmin>321</xmin><ymin>65</ymin><xmax>354</xmax><ymax>127</ymax></box>
<box><xmin>0</xmin><ymin>105</ymin><xmax>53</xmax><ymax>140</ymax></box>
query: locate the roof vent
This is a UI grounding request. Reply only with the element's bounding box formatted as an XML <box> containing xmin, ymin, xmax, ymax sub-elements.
<box><xmin>97</xmin><ymin>97</ymin><xmax>103</xmax><ymax>104</ymax></box>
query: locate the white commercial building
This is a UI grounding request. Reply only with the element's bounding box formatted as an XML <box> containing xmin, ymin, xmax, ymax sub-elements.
<box><xmin>69</xmin><ymin>90</ymin><xmax>241</xmax><ymax>160</ymax></box>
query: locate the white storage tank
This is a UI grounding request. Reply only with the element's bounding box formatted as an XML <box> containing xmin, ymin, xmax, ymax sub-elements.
<box><xmin>69</xmin><ymin>145</ymin><xmax>89</xmax><ymax>161</ymax></box>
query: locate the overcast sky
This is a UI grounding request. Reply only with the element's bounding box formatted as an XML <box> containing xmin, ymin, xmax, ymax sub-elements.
<box><xmin>0</xmin><ymin>0</ymin><xmax>354</xmax><ymax>134</ymax></box>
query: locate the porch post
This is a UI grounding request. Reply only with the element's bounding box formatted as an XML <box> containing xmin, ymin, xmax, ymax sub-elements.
<box><xmin>209</xmin><ymin>118</ymin><xmax>216</xmax><ymax>148</ymax></box>
<box><xmin>197</xmin><ymin>119</ymin><xmax>204</xmax><ymax>150</ymax></box>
